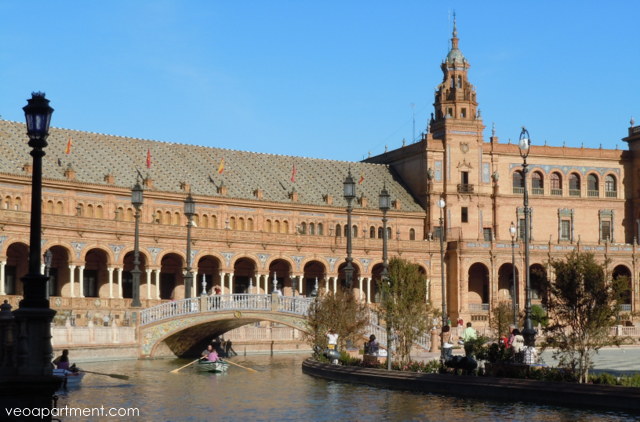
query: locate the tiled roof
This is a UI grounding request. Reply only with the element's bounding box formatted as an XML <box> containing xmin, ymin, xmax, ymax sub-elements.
<box><xmin>0</xmin><ymin>120</ymin><xmax>423</xmax><ymax>212</ymax></box>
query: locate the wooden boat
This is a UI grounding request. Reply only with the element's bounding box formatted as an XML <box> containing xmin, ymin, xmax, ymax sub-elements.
<box><xmin>53</xmin><ymin>368</ymin><xmax>85</xmax><ymax>388</ymax></box>
<box><xmin>196</xmin><ymin>359</ymin><xmax>229</xmax><ymax>373</ymax></box>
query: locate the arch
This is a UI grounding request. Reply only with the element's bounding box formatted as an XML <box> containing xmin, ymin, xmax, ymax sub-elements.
<box><xmin>265</xmin><ymin>219</ymin><xmax>272</xmax><ymax>233</ymax></box>
<box><xmin>201</xmin><ymin>214</ymin><xmax>208</xmax><ymax>228</ymax></box>
<box><xmin>300</xmin><ymin>222</ymin><xmax>307</xmax><ymax>235</ymax></box>
<box><xmin>369</xmin><ymin>226</ymin><xmax>376</xmax><ymax>238</ymax></box>
<box><xmin>409</xmin><ymin>228</ymin><xmax>416</xmax><ymax>241</ymax></box>
<box><xmin>5</xmin><ymin>242</ymin><xmax>29</xmax><ymax>295</ymax></box>
<box><xmin>531</xmin><ymin>171</ymin><xmax>544</xmax><ymax>194</ymax></box>
<box><xmin>352</xmin><ymin>225</ymin><xmax>358</xmax><ymax>238</ymax></box>
<box><xmin>468</xmin><ymin>262</ymin><xmax>490</xmax><ymax>309</ymax></box>
<box><xmin>44</xmin><ymin>245</ymin><xmax>71</xmax><ymax>297</ymax></box>
<box><xmin>512</xmin><ymin>170</ymin><xmax>524</xmax><ymax>192</ymax></box>
<box><xmin>337</xmin><ymin>262</ymin><xmax>362</xmax><ymax>289</ymax></box>
<box><xmin>569</xmin><ymin>173</ymin><xmax>581</xmax><ymax>196</ymax></box>
<box><xmin>303</xmin><ymin>260</ymin><xmax>327</xmax><ymax>294</ymax></box>
<box><xmin>309</xmin><ymin>222</ymin><xmax>315</xmax><ymax>235</ymax></box>
<box><xmin>497</xmin><ymin>263</ymin><xmax>518</xmax><ymax>303</ymax></box>
<box><xmin>377</xmin><ymin>227</ymin><xmax>383</xmax><ymax>239</ymax></box>
<box><xmin>78</xmin><ymin>245</ymin><xmax>114</xmax><ymax>265</ymax></box>
<box><xmin>235</xmin><ymin>257</ymin><xmax>258</xmax><ymax>294</ymax></box>
<box><xmin>370</xmin><ymin>263</ymin><xmax>385</xmax><ymax>303</ymax></box>
<box><xmin>45</xmin><ymin>200</ymin><xmax>54</xmax><ymax>214</ymax></box>
<box><xmin>3</xmin><ymin>196</ymin><xmax>11</xmax><ymax>209</ymax></box>
<box><xmin>274</xmin><ymin>220</ymin><xmax>280</xmax><ymax>233</ymax></box>
<box><xmin>172</xmin><ymin>211</ymin><xmax>180</xmax><ymax>226</ymax></box>
<box><xmin>317</xmin><ymin>223</ymin><xmax>323</xmax><ymax>235</ymax></box>
<box><xmin>613</xmin><ymin>265</ymin><xmax>632</xmax><ymax>307</ymax></box>
<box><xmin>164</xmin><ymin>211</ymin><xmax>171</xmax><ymax>225</ymax></box>
<box><xmin>84</xmin><ymin>248</ymin><xmax>110</xmax><ymax>298</ymax></box>
<box><xmin>55</xmin><ymin>201</ymin><xmax>64</xmax><ymax>214</ymax></box>
<box><xmin>159</xmin><ymin>253</ymin><xmax>185</xmax><ymax>300</ymax></box>
<box><xmin>121</xmin><ymin>250</ymin><xmax>150</xmax><ymax>299</ymax></box>
<box><xmin>282</xmin><ymin>220</ymin><xmax>289</xmax><ymax>234</ymax></box>
<box><xmin>530</xmin><ymin>263</ymin><xmax>547</xmax><ymax>300</ymax></box>
<box><xmin>196</xmin><ymin>255</ymin><xmax>222</xmax><ymax>295</ymax></box>
<box><xmin>550</xmin><ymin>171</ymin><xmax>562</xmax><ymax>195</ymax></box>
<box><xmin>96</xmin><ymin>204</ymin><xmax>104</xmax><ymax>218</ymax></box>
<box><xmin>335</xmin><ymin>224</ymin><xmax>342</xmax><ymax>237</ymax></box>
<box><xmin>605</xmin><ymin>174</ymin><xmax>617</xmax><ymax>197</ymax></box>
<box><xmin>86</xmin><ymin>204</ymin><xmax>94</xmax><ymax>218</ymax></box>
<box><xmin>587</xmin><ymin>173</ymin><xmax>599</xmax><ymax>196</ymax></box>
<box><xmin>247</xmin><ymin>217</ymin><xmax>254</xmax><ymax>231</ymax></box>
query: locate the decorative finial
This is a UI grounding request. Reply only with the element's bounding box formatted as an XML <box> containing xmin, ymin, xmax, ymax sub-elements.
<box><xmin>631</xmin><ymin>117</ymin><xmax>636</xmax><ymax>127</ymax></box>
<box><xmin>384</xmin><ymin>145</ymin><xmax>388</xmax><ymax>152</ymax></box>
<box><xmin>402</xmin><ymin>138</ymin><xmax>406</xmax><ymax>147</ymax></box>
<box><xmin>491</xmin><ymin>122</ymin><xmax>496</xmax><ymax>137</ymax></box>
<box><xmin>453</xmin><ymin>11</ymin><xmax>457</xmax><ymax>38</ymax></box>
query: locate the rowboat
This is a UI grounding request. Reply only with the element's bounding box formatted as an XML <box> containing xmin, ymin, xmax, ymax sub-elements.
<box><xmin>53</xmin><ymin>368</ymin><xmax>85</xmax><ymax>388</ymax></box>
<box><xmin>196</xmin><ymin>359</ymin><xmax>229</xmax><ymax>373</ymax></box>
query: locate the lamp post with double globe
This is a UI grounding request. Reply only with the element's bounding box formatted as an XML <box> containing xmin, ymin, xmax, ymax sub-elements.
<box><xmin>510</xmin><ymin>221</ymin><xmax>518</xmax><ymax>327</ymax></box>
<box><xmin>379</xmin><ymin>184</ymin><xmax>391</xmax><ymax>369</ymax></box>
<box><xmin>184</xmin><ymin>193</ymin><xmax>196</xmax><ymax>298</ymax></box>
<box><xmin>131</xmin><ymin>181</ymin><xmax>143</xmax><ymax>307</ymax></box>
<box><xmin>518</xmin><ymin>127</ymin><xmax>536</xmax><ymax>347</ymax></box>
<box><xmin>437</xmin><ymin>198</ymin><xmax>447</xmax><ymax>363</ymax></box>
<box><xmin>343</xmin><ymin>170</ymin><xmax>356</xmax><ymax>289</ymax></box>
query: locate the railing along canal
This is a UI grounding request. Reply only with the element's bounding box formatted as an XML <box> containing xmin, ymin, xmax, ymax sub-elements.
<box><xmin>140</xmin><ymin>294</ymin><xmax>314</xmax><ymax>326</ymax></box>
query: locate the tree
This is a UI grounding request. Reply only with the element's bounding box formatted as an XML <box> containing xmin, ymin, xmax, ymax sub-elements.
<box><xmin>490</xmin><ymin>301</ymin><xmax>513</xmax><ymax>340</ymax></box>
<box><xmin>542</xmin><ymin>251</ymin><xmax>624</xmax><ymax>383</ymax></box>
<box><xmin>304</xmin><ymin>287</ymin><xmax>369</xmax><ymax>355</ymax></box>
<box><xmin>378</xmin><ymin>257</ymin><xmax>433</xmax><ymax>364</ymax></box>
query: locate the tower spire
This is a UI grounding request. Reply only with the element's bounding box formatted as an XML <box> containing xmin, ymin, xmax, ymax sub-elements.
<box><xmin>452</xmin><ymin>12</ymin><xmax>459</xmax><ymax>49</ymax></box>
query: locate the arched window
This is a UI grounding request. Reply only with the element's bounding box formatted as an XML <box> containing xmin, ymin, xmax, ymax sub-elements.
<box><xmin>550</xmin><ymin>172</ymin><xmax>562</xmax><ymax>195</ymax></box>
<box><xmin>377</xmin><ymin>227</ymin><xmax>383</xmax><ymax>239</ymax></box>
<box><xmin>457</xmin><ymin>75</ymin><xmax>462</xmax><ymax>88</ymax></box>
<box><xmin>45</xmin><ymin>200</ymin><xmax>54</xmax><ymax>213</ymax></box>
<box><xmin>410</xmin><ymin>228</ymin><xmax>416</xmax><ymax>240</ymax></box>
<box><xmin>86</xmin><ymin>204</ymin><xmax>95</xmax><ymax>218</ymax></box>
<box><xmin>173</xmin><ymin>211</ymin><xmax>180</xmax><ymax>225</ymax></box>
<box><xmin>154</xmin><ymin>210</ymin><xmax>161</xmax><ymax>224</ymax></box>
<box><xmin>55</xmin><ymin>201</ymin><xmax>64</xmax><ymax>214</ymax></box>
<box><xmin>370</xmin><ymin>226</ymin><xmax>376</xmax><ymax>238</ymax></box>
<box><xmin>164</xmin><ymin>211</ymin><xmax>171</xmax><ymax>224</ymax></box>
<box><xmin>238</xmin><ymin>217</ymin><xmax>245</xmax><ymax>231</ymax></box>
<box><xmin>247</xmin><ymin>218</ymin><xmax>254</xmax><ymax>231</ymax></box>
<box><xmin>126</xmin><ymin>208</ymin><xmax>134</xmax><ymax>222</ymax></box>
<box><xmin>211</xmin><ymin>215</ymin><xmax>217</xmax><ymax>228</ymax></box>
<box><xmin>230</xmin><ymin>216</ymin><xmax>236</xmax><ymax>230</ymax></box>
<box><xmin>274</xmin><ymin>220</ymin><xmax>281</xmax><ymax>233</ymax></box>
<box><xmin>96</xmin><ymin>204</ymin><xmax>103</xmax><ymax>218</ymax></box>
<box><xmin>14</xmin><ymin>197</ymin><xmax>21</xmax><ymax>210</ymax></box>
<box><xmin>352</xmin><ymin>225</ymin><xmax>358</xmax><ymax>238</ymax></box>
<box><xmin>194</xmin><ymin>214</ymin><xmax>200</xmax><ymax>227</ymax></box>
<box><xmin>531</xmin><ymin>171</ymin><xmax>544</xmax><ymax>195</ymax></box>
<box><xmin>335</xmin><ymin>224</ymin><xmax>342</xmax><ymax>237</ymax></box>
<box><xmin>265</xmin><ymin>219</ymin><xmax>271</xmax><ymax>232</ymax></box>
<box><xmin>202</xmin><ymin>214</ymin><xmax>209</xmax><ymax>228</ymax></box>
<box><xmin>3</xmin><ymin>196</ymin><xmax>10</xmax><ymax>209</ymax></box>
<box><xmin>344</xmin><ymin>225</ymin><xmax>348</xmax><ymax>237</ymax></box>
<box><xmin>282</xmin><ymin>221</ymin><xmax>289</xmax><ymax>233</ymax></box>
<box><xmin>309</xmin><ymin>223</ymin><xmax>315</xmax><ymax>235</ymax></box>
<box><xmin>300</xmin><ymin>222</ymin><xmax>307</xmax><ymax>234</ymax></box>
<box><xmin>387</xmin><ymin>227</ymin><xmax>392</xmax><ymax>240</ymax></box>
<box><xmin>605</xmin><ymin>175</ymin><xmax>617</xmax><ymax>198</ymax></box>
<box><xmin>317</xmin><ymin>223</ymin><xmax>323</xmax><ymax>235</ymax></box>
<box><xmin>512</xmin><ymin>171</ymin><xmax>524</xmax><ymax>193</ymax></box>
<box><xmin>587</xmin><ymin>174</ymin><xmax>599</xmax><ymax>197</ymax></box>
<box><xmin>569</xmin><ymin>173</ymin><xmax>581</xmax><ymax>196</ymax></box>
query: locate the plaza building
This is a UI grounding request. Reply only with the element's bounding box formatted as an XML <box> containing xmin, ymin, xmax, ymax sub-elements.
<box><xmin>0</xmin><ymin>23</ymin><xmax>638</xmax><ymax>334</ymax></box>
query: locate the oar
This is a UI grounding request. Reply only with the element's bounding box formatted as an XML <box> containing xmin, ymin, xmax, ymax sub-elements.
<box><xmin>170</xmin><ymin>358</ymin><xmax>200</xmax><ymax>374</ymax></box>
<box><xmin>224</xmin><ymin>359</ymin><xmax>257</xmax><ymax>373</ymax></box>
<box><xmin>80</xmin><ymin>369</ymin><xmax>129</xmax><ymax>380</ymax></box>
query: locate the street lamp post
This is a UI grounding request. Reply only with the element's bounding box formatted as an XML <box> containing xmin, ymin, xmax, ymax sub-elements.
<box><xmin>131</xmin><ymin>181</ymin><xmax>144</xmax><ymax>307</ymax></box>
<box><xmin>379</xmin><ymin>185</ymin><xmax>391</xmax><ymax>370</ymax></box>
<box><xmin>437</xmin><ymin>198</ymin><xmax>447</xmax><ymax>363</ymax></box>
<box><xmin>184</xmin><ymin>193</ymin><xmax>196</xmax><ymax>298</ymax></box>
<box><xmin>343</xmin><ymin>169</ymin><xmax>356</xmax><ymax>289</ymax></box>
<box><xmin>44</xmin><ymin>249</ymin><xmax>53</xmax><ymax>299</ymax></box>
<box><xmin>510</xmin><ymin>222</ymin><xmax>518</xmax><ymax>327</ymax></box>
<box><xmin>518</xmin><ymin>127</ymin><xmax>536</xmax><ymax>347</ymax></box>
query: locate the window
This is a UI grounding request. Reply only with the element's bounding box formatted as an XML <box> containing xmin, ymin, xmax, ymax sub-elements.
<box><xmin>461</xmin><ymin>108</ymin><xmax>467</xmax><ymax>118</ymax></box>
<box><xmin>601</xmin><ymin>220</ymin><xmax>611</xmax><ymax>241</ymax></box>
<box><xmin>378</xmin><ymin>227</ymin><xmax>383</xmax><ymax>239</ymax></box>
<box><xmin>447</xmin><ymin>107</ymin><xmax>453</xmax><ymax>117</ymax></box>
<box><xmin>300</xmin><ymin>222</ymin><xmax>306</xmax><ymax>234</ymax></box>
<box><xmin>587</xmin><ymin>174</ymin><xmax>599</xmax><ymax>197</ymax></box>
<box><xmin>560</xmin><ymin>220</ymin><xmax>571</xmax><ymax>241</ymax></box>
<box><xmin>461</xmin><ymin>171</ymin><xmax>469</xmax><ymax>185</ymax></box>
<box><xmin>353</xmin><ymin>225</ymin><xmax>358</xmax><ymax>238</ymax></box>
<box><xmin>461</xmin><ymin>207</ymin><xmax>468</xmax><ymax>223</ymax></box>
<box><xmin>483</xmin><ymin>228</ymin><xmax>492</xmax><ymax>241</ymax></box>
<box><xmin>317</xmin><ymin>223</ymin><xmax>323</xmax><ymax>235</ymax></box>
<box><xmin>605</xmin><ymin>175</ymin><xmax>617</xmax><ymax>198</ymax></box>
<box><xmin>457</xmin><ymin>75</ymin><xmax>462</xmax><ymax>88</ymax></box>
<box><xmin>335</xmin><ymin>224</ymin><xmax>341</xmax><ymax>237</ymax></box>
<box><xmin>569</xmin><ymin>173</ymin><xmax>581</xmax><ymax>196</ymax></box>
<box><xmin>409</xmin><ymin>228</ymin><xmax>416</xmax><ymax>240</ymax></box>
<box><xmin>387</xmin><ymin>227</ymin><xmax>392</xmax><ymax>240</ymax></box>
<box><xmin>519</xmin><ymin>218</ymin><xmax>526</xmax><ymax>240</ymax></box>
<box><xmin>309</xmin><ymin>223</ymin><xmax>315</xmax><ymax>235</ymax></box>
<box><xmin>551</xmin><ymin>172</ymin><xmax>562</xmax><ymax>196</ymax></box>
<box><xmin>532</xmin><ymin>172</ymin><xmax>543</xmax><ymax>195</ymax></box>
<box><xmin>370</xmin><ymin>226</ymin><xmax>376</xmax><ymax>238</ymax></box>
<box><xmin>513</xmin><ymin>171</ymin><xmax>524</xmax><ymax>194</ymax></box>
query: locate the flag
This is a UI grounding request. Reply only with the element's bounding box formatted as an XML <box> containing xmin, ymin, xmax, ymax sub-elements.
<box><xmin>358</xmin><ymin>172</ymin><xmax>364</xmax><ymax>184</ymax></box>
<box><xmin>146</xmin><ymin>149</ymin><xmax>152</xmax><ymax>169</ymax></box>
<box><xmin>290</xmin><ymin>164</ymin><xmax>297</xmax><ymax>183</ymax></box>
<box><xmin>217</xmin><ymin>158</ymin><xmax>225</xmax><ymax>174</ymax></box>
<box><xmin>65</xmin><ymin>136</ymin><xmax>72</xmax><ymax>154</ymax></box>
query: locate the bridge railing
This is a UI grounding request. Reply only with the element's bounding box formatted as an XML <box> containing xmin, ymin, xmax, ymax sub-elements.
<box><xmin>278</xmin><ymin>296</ymin><xmax>313</xmax><ymax>315</ymax></box>
<box><xmin>205</xmin><ymin>294</ymin><xmax>272</xmax><ymax>312</ymax></box>
<box><xmin>140</xmin><ymin>297</ymin><xmax>199</xmax><ymax>325</ymax></box>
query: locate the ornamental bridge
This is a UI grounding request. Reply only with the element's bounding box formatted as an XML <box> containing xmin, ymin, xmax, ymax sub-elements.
<box><xmin>138</xmin><ymin>293</ymin><xmax>430</xmax><ymax>358</ymax></box>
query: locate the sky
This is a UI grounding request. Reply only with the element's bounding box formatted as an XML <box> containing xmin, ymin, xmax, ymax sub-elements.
<box><xmin>0</xmin><ymin>1</ymin><xmax>638</xmax><ymax>162</ymax></box>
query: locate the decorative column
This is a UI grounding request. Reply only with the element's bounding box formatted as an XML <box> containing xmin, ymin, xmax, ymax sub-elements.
<box><xmin>78</xmin><ymin>265</ymin><xmax>85</xmax><ymax>298</ymax></box>
<box><xmin>107</xmin><ymin>266</ymin><xmax>114</xmax><ymax>299</ymax></box>
<box><xmin>69</xmin><ymin>265</ymin><xmax>76</xmax><ymax>298</ymax></box>
<box><xmin>332</xmin><ymin>276</ymin><xmax>337</xmax><ymax>293</ymax></box>
<box><xmin>146</xmin><ymin>268</ymin><xmax>152</xmax><ymax>300</ymax></box>
<box><xmin>299</xmin><ymin>275</ymin><xmax>304</xmax><ymax>295</ymax></box>
<box><xmin>154</xmin><ymin>269</ymin><xmax>160</xmax><ymax>299</ymax></box>
<box><xmin>366</xmin><ymin>277</ymin><xmax>371</xmax><ymax>304</ymax></box>
<box><xmin>358</xmin><ymin>276</ymin><xmax>363</xmax><ymax>301</ymax></box>
<box><xmin>117</xmin><ymin>267</ymin><xmax>123</xmax><ymax>299</ymax></box>
<box><xmin>0</xmin><ymin>260</ymin><xmax>6</xmax><ymax>295</ymax></box>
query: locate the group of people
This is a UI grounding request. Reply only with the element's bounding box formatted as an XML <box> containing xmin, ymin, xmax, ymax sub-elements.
<box><xmin>201</xmin><ymin>336</ymin><xmax>237</xmax><ymax>362</ymax></box>
<box><xmin>501</xmin><ymin>327</ymin><xmax>538</xmax><ymax>364</ymax></box>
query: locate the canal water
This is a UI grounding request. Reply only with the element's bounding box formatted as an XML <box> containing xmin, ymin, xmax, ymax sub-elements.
<box><xmin>56</xmin><ymin>353</ymin><xmax>635</xmax><ymax>421</ymax></box>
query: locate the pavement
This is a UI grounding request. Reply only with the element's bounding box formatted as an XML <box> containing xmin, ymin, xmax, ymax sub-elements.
<box><xmin>412</xmin><ymin>346</ymin><xmax>640</xmax><ymax>374</ymax></box>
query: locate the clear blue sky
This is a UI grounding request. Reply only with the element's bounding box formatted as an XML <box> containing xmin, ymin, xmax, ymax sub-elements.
<box><xmin>1</xmin><ymin>1</ymin><xmax>638</xmax><ymax>161</ymax></box>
